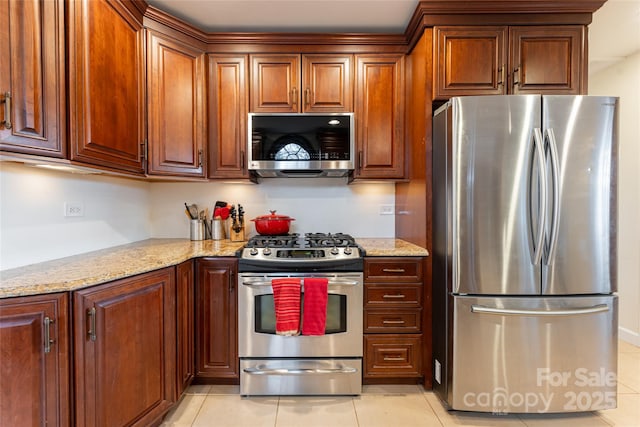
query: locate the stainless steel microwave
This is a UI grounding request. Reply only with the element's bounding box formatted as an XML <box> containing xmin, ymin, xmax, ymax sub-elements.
<box><xmin>248</xmin><ymin>113</ymin><xmax>355</xmax><ymax>178</ymax></box>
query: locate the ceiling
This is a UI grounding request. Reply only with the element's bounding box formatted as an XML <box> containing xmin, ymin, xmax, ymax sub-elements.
<box><xmin>146</xmin><ymin>0</ymin><xmax>640</xmax><ymax>75</ymax></box>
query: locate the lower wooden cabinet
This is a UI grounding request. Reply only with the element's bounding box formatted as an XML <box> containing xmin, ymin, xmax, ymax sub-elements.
<box><xmin>73</xmin><ymin>268</ymin><xmax>176</xmax><ymax>427</ymax></box>
<box><xmin>363</xmin><ymin>257</ymin><xmax>424</xmax><ymax>382</ymax></box>
<box><xmin>0</xmin><ymin>293</ymin><xmax>70</xmax><ymax>427</ymax></box>
<box><xmin>176</xmin><ymin>260</ymin><xmax>195</xmax><ymax>396</ymax></box>
<box><xmin>364</xmin><ymin>335</ymin><xmax>423</xmax><ymax>378</ymax></box>
<box><xmin>195</xmin><ymin>258</ymin><xmax>239</xmax><ymax>381</ymax></box>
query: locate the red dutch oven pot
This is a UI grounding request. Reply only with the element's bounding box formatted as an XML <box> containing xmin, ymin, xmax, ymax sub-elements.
<box><xmin>251</xmin><ymin>210</ymin><xmax>295</xmax><ymax>235</ymax></box>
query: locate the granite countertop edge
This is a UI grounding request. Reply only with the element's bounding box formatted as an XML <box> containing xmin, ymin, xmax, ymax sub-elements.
<box><xmin>0</xmin><ymin>237</ymin><xmax>429</xmax><ymax>298</ymax></box>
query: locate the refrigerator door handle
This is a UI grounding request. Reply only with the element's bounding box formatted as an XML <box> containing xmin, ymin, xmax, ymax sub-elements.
<box><xmin>471</xmin><ymin>304</ymin><xmax>609</xmax><ymax>316</ymax></box>
<box><xmin>531</xmin><ymin>128</ymin><xmax>547</xmax><ymax>266</ymax></box>
<box><xmin>545</xmin><ymin>128</ymin><xmax>561</xmax><ymax>265</ymax></box>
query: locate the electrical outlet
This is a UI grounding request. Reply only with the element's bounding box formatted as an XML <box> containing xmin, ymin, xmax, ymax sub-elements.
<box><xmin>64</xmin><ymin>202</ymin><xmax>84</xmax><ymax>217</ymax></box>
<box><xmin>379</xmin><ymin>205</ymin><xmax>394</xmax><ymax>215</ymax></box>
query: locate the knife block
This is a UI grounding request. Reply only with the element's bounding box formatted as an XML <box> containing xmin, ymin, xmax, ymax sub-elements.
<box><xmin>229</xmin><ymin>226</ymin><xmax>245</xmax><ymax>242</ymax></box>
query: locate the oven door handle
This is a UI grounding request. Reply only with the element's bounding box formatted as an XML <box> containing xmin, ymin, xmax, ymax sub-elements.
<box><xmin>241</xmin><ymin>279</ymin><xmax>360</xmax><ymax>287</ymax></box>
<box><xmin>243</xmin><ymin>366</ymin><xmax>358</xmax><ymax>375</ymax></box>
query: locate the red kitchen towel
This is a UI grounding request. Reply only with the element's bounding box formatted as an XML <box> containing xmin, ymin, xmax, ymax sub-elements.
<box><xmin>302</xmin><ymin>278</ymin><xmax>329</xmax><ymax>336</ymax></box>
<box><xmin>272</xmin><ymin>278</ymin><xmax>301</xmax><ymax>336</ymax></box>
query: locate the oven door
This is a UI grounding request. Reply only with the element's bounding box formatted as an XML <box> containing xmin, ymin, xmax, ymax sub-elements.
<box><xmin>238</xmin><ymin>272</ymin><xmax>363</xmax><ymax>358</ymax></box>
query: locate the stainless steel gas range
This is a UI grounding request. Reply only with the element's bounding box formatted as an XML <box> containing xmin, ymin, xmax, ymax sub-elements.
<box><xmin>238</xmin><ymin>233</ymin><xmax>364</xmax><ymax>396</ymax></box>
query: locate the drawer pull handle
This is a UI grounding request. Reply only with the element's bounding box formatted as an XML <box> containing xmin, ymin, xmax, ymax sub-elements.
<box><xmin>382</xmin><ymin>294</ymin><xmax>406</xmax><ymax>299</ymax></box>
<box><xmin>383</xmin><ymin>357</ymin><xmax>405</xmax><ymax>361</ymax></box>
<box><xmin>87</xmin><ymin>307</ymin><xmax>96</xmax><ymax>341</ymax></box>
<box><xmin>382</xmin><ymin>320</ymin><xmax>406</xmax><ymax>325</ymax></box>
<box><xmin>44</xmin><ymin>317</ymin><xmax>54</xmax><ymax>353</ymax></box>
<box><xmin>382</xmin><ymin>268</ymin><xmax>405</xmax><ymax>273</ymax></box>
<box><xmin>2</xmin><ymin>92</ymin><xmax>11</xmax><ymax>129</ymax></box>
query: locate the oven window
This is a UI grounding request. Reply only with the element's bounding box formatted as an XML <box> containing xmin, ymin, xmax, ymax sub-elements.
<box><xmin>255</xmin><ymin>294</ymin><xmax>347</xmax><ymax>334</ymax></box>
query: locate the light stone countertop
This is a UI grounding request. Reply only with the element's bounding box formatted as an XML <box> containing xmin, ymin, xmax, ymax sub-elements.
<box><xmin>0</xmin><ymin>237</ymin><xmax>428</xmax><ymax>298</ymax></box>
<box><xmin>357</xmin><ymin>238</ymin><xmax>429</xmax><ymax>257</ymax></box>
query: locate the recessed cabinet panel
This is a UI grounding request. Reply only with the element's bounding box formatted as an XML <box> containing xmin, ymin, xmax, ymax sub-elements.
<box><xmin>250</xmin><ymin>55</ymin><xmax>300</xmax><ymax>113</ymax></box>
<box><xmin>74</xmin><ymin>268</ymin><xmax>176</xmax><ymax>426</ymax></box>
<box><xmin>354</xmin><ymin>54</ymin><xmax>405</xmax><ymax>179</ymax></box>
<box><xmin>208</xmin><ymin>55</ymin><xmax>249</xmax><ymax>178</ymax></box>
<box><xmin>435</xmin><ymin>27</ymin><xmax>507</xmax><ymax>97</ymax></box>
<box><xmin>510</xmin><ymin>26</ymin><xmax>584</xmax><ymax>94</ymax></box>
<box><xmin>0</xmin><ymin>0</ymin><xmax>66</xmax><ymax>157</ymax></box>
<box><xmin>0</xmin><ymin>293</ymin><xmax>70</xmax><ymax>427</ymax></box>
<box><xmin>147</xmin><ymin>30</ymin><xmax>205</xmax><ymax>177</ymax></box>
<box><xmin>196</xmin><ymin>258</ymin><xmax>239</xmax><ymax>380</ymax></box>
<box><xmin>434</xmin><ymin>25</ymin><xmax>585</xmax><ymax>99</ymax></box>
<box><xmin>68</xmin><ymin>0</ymin><xmax>145</xmax><ymax>174</ymax></box>
<box><xmin>302</xmin><ymin>55</ymin><xmax>353</xmax><ymax>112</ymax></box>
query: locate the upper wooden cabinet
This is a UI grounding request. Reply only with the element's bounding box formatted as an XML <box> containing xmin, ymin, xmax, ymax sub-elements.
<box><xmin>0</xmin><ymin>293</ymin><xmax>70</xmax><ymax>427</ymax></box>
<box><xmin>0</xmin><ymin>0</ymin><xmax>66</xmax><ymax>157</ymax></box>
<box><xmin>509</xmin><ymin>26</ymin><xmax>585</xmax><ymax>94</ymax></box>
<box><xmin>353</xmin><ymin>54</ymin><xmax>405</xmax><ymax>180</ymax></box>
<box><xmin>208</xmin><ymin>54</ymin><xmax>250</xmax><ymax>179</ymax></box>
<box><xmin>68</xmin><ymin>0</ymin><xmax>146</xmax><ymax>174</ymax></box>
<box><xmin>146</xmin><ymin>29</ymin><xmax>206</xmax><ymax>177</ymax></box>
<box><xmin>434</xmin><ymin>25</ymin><xmax>585</xmax><ymax>99</ymax></box>
<box><xmin>250</xmin><ymin>54</ymin><xmax>353</xmax><ymax>113</ymax></box>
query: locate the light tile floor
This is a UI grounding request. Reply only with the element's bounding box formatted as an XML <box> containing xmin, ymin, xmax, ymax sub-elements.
<box><xmin>161</xmin><ymin>341</ymin><xmax>640</xmax><ymax>427</ymax></box>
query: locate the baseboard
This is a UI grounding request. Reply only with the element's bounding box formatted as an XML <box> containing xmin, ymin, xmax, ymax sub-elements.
<box><xmin>619</xmin><ymin>326</ymin><xmax>640</xmax><ymax>346</ymax></box>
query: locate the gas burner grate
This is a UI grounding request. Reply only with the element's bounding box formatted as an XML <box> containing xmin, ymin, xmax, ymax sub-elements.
<box><xmin>246</xmin><ymin>233</ymin><xmax>300</xmax><ymax>248</ymax></box>
<box><xmin>305</xmin><ymin>232</ymin><xmax>357</xmax><ymax>248</ymax></box>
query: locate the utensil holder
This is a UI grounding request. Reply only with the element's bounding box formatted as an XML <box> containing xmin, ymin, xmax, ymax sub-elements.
<box><xmin>212</xmin><ymin>219</ymin><xmax>225</xmax><ymax>240</ymax></box>
<box><xmin>190</xmin><ymin>219</ymin><xmax>204</xmax><ymax>241</ymax></box>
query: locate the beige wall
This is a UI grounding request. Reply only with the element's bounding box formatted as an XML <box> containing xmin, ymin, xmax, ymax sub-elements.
<box><xmin>589</xmin><ymin>50</ymin><xmax>640</xmax><ymax>345</ymax></box>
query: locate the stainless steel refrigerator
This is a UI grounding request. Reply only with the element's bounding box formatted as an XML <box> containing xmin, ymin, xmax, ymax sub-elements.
<box><xmin>432</xmin><ymin>95</ymin><xmax>618</xmax><ymax>414</ymax></box>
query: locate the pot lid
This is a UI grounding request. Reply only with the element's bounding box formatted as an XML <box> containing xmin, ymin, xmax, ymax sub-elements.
<box><xmin>251</xmin><ymin>210</ymin><xmax>295</xmax><ymax>221</ymax></box>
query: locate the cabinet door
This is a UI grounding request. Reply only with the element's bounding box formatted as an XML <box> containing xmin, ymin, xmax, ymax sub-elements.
<box><xmin>147</xmin><ymin>30</ymin><xmax>206</xmax><ymax>177</ymax></box>
<box><xmin>176</xmin><ymin>260</ymin><xmax>195</xmax><ymax>397</ymax></box>
<box><xmin>301</xmin><ymin>54</ymin><xmax>353</xmax><ymax>112</ymax></box>
<box><xmin>74</xmin><ymin>268</ymin><xmax>176</xmax><ymax>427</ymax></box>
<box><xmin>354</xmin><ymin>54</ymin><xmax>405</xmax><ymax>179</ymax></box>
<box><xmin>250</xmin><ymin>54</ymin><xmax>300</xmax><ymax>113</ymax></box>
<box><xmin>208</xmin><ymin>55</ymin><xmax>249</xmax><ymax>179</ymax></box>
<box><xmin>434</xmin><ymin>26</ymin><xmax>508</xmax><ymax>98</ymax></box>
<box><xmin>0</xmin><ymin>0</ymin><xmax>66</xmax><ymax>157</ymax></box>
<box><xmin>68</xmin><ymin>0</ymin><xmax>145</xmax><ymax>174</ymax></box>
<box><xmin>510</xmin><ymin>26</ymin><xmax>584</xmax><ymax>94</ymax></box>
<box><xmin>195</xmin><ymin>258</ymin><xmax>238</xmax><ymax>380</ymax></box>
<box><xmin>0</xmin><ymin>293</ymin><xmax>69</xmax><ymax>427</ymax></box>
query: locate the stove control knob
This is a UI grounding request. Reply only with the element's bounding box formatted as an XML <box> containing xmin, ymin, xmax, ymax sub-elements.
<box><xmin>344</xmin><ymin>247</ymin><xmax>353</xmax><ymax>255</ymax></box>
<box><xmin>263</xmin><ymin>247</ymin><xmax>272</xmax><ymax>256</ymax></box>
<box><xmin>249</xmin><ymin>248</ymin><xmax>259</xmax><ymax>256</ymax></box>
<box><xmin>331</xmin><ymin>247</ymin><xmax>340</xmax><ymax>255</ymax></box>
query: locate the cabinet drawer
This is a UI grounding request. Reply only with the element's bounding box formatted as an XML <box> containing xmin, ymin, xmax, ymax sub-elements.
<box><xmin>364</xmin><ymin>335</ymin><xmax>422</xmax><ymax>378</ymax></box>
<box><xmin>364</xmin><ymin>258</ymin><xmax>423</xmax><ymax>282</ymax></box>
<box><xmin>365</xmin><ymin>285</ymin><xmax>422</xmax><ymax>307</ymax></box>
<box><xmin>364</xmin><ymin>309</ymin><xmax>421</xmax><ymax>333</ymax></box>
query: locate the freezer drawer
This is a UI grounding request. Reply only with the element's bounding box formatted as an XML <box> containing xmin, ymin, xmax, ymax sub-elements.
<box><xmin>240</xmin><ymin>358</ymin><xmax>362</xmax><ymax>396</ymax></box>
<box><xmin>450</xmin><ymin>295</ymin><xmax>617</xmax><ymax>413</ymax></box>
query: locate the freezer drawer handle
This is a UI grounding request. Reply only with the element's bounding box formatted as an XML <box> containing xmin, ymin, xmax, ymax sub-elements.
<box><xmin>471</xmin><ymin>304</ymin><xmax>609</xmax><ymax>317</ymax></box>
<box><xmin>243</xmin><ymin>366</ymin><xmax>357</xmax><ymax>375</ymax></box>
